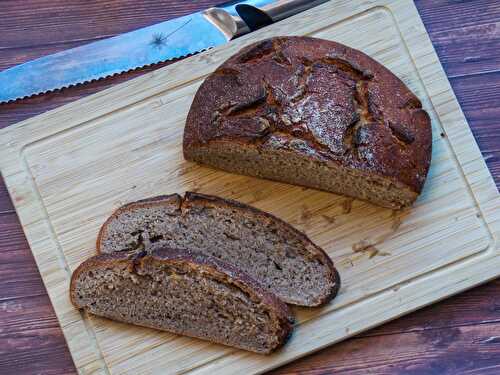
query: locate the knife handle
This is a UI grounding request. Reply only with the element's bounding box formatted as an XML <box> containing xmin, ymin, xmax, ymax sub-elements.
<box><xmin>244</xmin><ymin>0</ymin><xmax>329</xmax><ymax>22</ymax></box>
<box><xmin>204</xmin><ymin>0</ymin><xmax>329</xmax><ymax>39</ymax></box>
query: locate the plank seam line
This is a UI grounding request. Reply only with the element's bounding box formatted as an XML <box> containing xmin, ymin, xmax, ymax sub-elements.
<box><xmin>449</xmin><ymin>69</ymin><xmax>500</xmax><ymax>80</ymax></box>
<box><xmin>357</xmin><ymin>318</ymin><xmax>500</xmax><ymax>340</ymax></box>
<box><xmin>0</xmin><ymin>323</ymin><xmax>71</xmax><ymax>337</ymax></box>
<box><xmin>428</xmin><ymin>17</ymin><xmax>500</xmax><ymax>35</ymax></box>
<box><xmin>0</xmin><ymin>35</ymin><xmax>112</xmax><ymax>52</ymax></box>
<box><xmin>0</xmin><ymin>293</ymin><xmax>49</xmax><ymax>303</ymax></box>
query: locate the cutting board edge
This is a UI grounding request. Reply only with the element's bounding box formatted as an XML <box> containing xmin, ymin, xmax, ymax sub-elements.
<box><xmin>0</xmin><ymin>1</ymin><xmax>499</xmax><ymax>374</ymax></box>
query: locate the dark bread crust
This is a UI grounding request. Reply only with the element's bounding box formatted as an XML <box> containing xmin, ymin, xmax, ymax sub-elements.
<box><xmin>183</xmin><ymin>36</ymin><xmax>432</xmax><ymax>202</ymax></box>
<box><xmin>96</xmin><ymin>192</ymin><xmax>340</xmax><ymax>306</ymax></box>
<box><xmin>70</xmin><ymin>248</ymin><xmax>293</xmax><ymax>354</ymax></box>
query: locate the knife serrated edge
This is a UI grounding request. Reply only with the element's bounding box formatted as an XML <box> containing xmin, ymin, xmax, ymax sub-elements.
<box><xmin>1</xmin><ymin>47</ymin><xmax>213</xmax><ymax>104</ymax></box>
<box><xmin>1</xmin><ymin>7</ymin><xmax>239</xmax><ymax>104</ymax></box>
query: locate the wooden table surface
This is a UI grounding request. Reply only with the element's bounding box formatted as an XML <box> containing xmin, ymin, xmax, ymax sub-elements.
<box><xmin>1</xmin><ymin>1</ymin><xmax>499</xmax><ymax>374</ymax></box>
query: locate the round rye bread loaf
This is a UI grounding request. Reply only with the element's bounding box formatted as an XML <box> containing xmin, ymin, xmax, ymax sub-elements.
<box><xmin>183</xmin><ymin>36</ymin><xmax>432</xmax><ymax>209</ymax></box>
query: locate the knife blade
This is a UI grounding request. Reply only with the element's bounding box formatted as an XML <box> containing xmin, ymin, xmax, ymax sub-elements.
<box><xmin>0</xmin><ymin>0</ymin><xmax>328</xmax><ymax>104</ymax></box>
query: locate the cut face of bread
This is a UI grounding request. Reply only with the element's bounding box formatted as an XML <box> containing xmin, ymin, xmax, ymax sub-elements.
<box><xmin>70</xmin><ymin>249</ymin><xmax>293</xmax><ymax>354</ymax></box>
<box><xmin>183</xmin><ymin>36</ymin><xmax>432</xmax><ymax>209</ymax></box>
<box><xmin>97</xmin><ymin>192</ymin><xmax>340</xmax><ymax>307</ymax></box>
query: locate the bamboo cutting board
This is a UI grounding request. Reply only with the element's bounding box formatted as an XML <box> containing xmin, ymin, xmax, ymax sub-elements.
<box><xmin>1</xmin><ymin>0</ymin><xmax>499</xmax><ymax>374</ymax></box>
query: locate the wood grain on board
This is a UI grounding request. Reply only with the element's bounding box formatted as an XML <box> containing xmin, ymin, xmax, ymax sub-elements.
<box><xmin>0</xmin><ymin>0</ymin><xmax>499</xmax><ymax>374</ymax></box>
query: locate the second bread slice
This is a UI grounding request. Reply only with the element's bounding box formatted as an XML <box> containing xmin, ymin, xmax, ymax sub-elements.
<box><xmin>97</xmin><ymin>192</ymin><xmax>340</xmax><ymax>306</ymax></box>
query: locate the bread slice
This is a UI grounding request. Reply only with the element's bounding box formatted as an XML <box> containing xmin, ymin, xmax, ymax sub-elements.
<box><xmin>70</xmin><ymin>248</ymin><xmax>293</xmax><ymax>354</ymax></box>
<box><xmin>97</xmin><ymin>192</ymin><xmax>340</xmax><ymax>307</ymax></box>
<box><xmin>183</xmin><ymin>36</ymin><xmax>432</xmax><ymax>209</ymax></box>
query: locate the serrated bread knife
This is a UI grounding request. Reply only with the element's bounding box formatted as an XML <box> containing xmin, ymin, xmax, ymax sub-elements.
<box><xmin>0</xmin><ymin>0</ymin><xmax>329</xmax><ymax>103</ymax></box>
